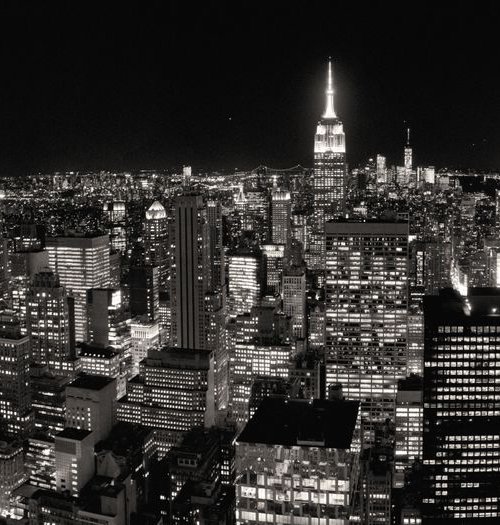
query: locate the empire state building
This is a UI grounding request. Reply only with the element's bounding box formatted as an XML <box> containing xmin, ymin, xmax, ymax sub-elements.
<box><xmin>312</xmin><ymin>60</ymin><xmax>347</xmax><ymax>230</ymax></box>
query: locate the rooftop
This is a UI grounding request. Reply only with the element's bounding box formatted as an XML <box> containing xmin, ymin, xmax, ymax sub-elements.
<box><xmin>237</xmin><ymin>398</ymin><xmax>359</xmax><ymax>449</ymax></box>
<box><xmin>57</xmin><ymin>427</ymin><xmax>93</xmax><ymax>440</ymax></box>
<box><xmin>68</xmin><ymin>374</ymin><xmax>115</xmax><ymax>391</ymax></box>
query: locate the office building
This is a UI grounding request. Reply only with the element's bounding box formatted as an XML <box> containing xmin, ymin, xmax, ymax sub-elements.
<box><xmin>310</xmin><ymin>60</ymin><xmax>347</xmax><ymax>269</ymax></box>
<box><xmin>27</xmin><ymin>268</ymin><xmax>74</xmax><ymax>372</ymax></box>
<box><xmin>235</xmin><ymin>398</ymin><xmax>360</xmax><ymax>525</ymax></box>
<box><xmin>422</xmin><ymin>289</ymin><xmax>500</xmax><ymax>522</ymax></box>
<box><xmin>118</xmin><ymin>347</ymin><xmax>214</xmax><ymax>456</ymax></box>
<box><xmin>170</xmin><ymin>195</ymin><xmax>210</xmax><ymax>349</ymax></box>
<box><xmin>395</xmin><ymin>375</ymin><xmax>423</xmax><ymax>488</ymax></box>
<box><xmin>325</xmin><ymin>219</ymin><xmax>409</xmax><ymax>444</ymax></box>
<box><xmin>55</xmin><ymin>428</ymin><xmax>95</xmax><ymax>496</ymax></box>
<box><xmin>144</xmin><ymin>200</ymin><xmax>169</xmax><ymax>289</ymax></box>
<box><xmin>0</xmin><ymin>311</ymin><xmax>33</xmax><ymax>438</ymax></box>
<box><xmin>46</xmin><ymin>234</ymin><xmax>110</xmax><ymax>342</ymax></box>
<box><xmin>228</xmin><ymin>251</ymin><xmax>263</xmax><ymax>317</ymax></box>
<box><xmin>129</xmin><ymin>265</ymin><xmax>159</xmax><ymax>322</ymax></box>
<box><xmin>282</xmin><ymin>266</ymin><xmax>307</xmax><ymax>338</ymax></box>
<box><xmin>271</xmin><ymin>186</ymin><xmax>291</xmax><ymax>246</ymax></box>
<box><xmin>65</xmin><ymin>375</ymin><xmax>117</xmax><ymax>443</ymax></box>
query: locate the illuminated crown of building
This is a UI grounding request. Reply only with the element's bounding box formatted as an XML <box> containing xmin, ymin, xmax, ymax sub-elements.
<box><xmin>146</xmin><ymin>200</ymin><xmax>167</xmax><ymax>220</ymax></box>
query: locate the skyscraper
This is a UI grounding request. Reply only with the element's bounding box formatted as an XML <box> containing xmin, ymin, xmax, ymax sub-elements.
<box><xmin>282</xmin><ymin>266</ymin><xmax>307</xmax><ymax>339</ymax></box>
<box><xmin>312</xmin><ymin>60</ymin><xmax>347</xmax><ymax>231</ymax></box>
<box><xmin>206</xmin><ymin>199</ymin><xmax>225</xmax><ymax>290</ymax></box>
<box><xmin>325</xmin><ymin>219</ymin><xmax>409</xmax><ymax>444</ymax></box>
<box><xmin>46</xmin><ymin>234</ymin><xmax>110</xmax><ymax>342</ymax></box>
<box><xmin>170</xmin><ymin>195</ymin><xmax>210</xmax><ymax>349</ymax></box>
<box><xmin>270</xmin><ymin>186</ymin><xmax>291</xmax><ymax>246</ymax></box>
<box><xmin>27</xmin><ymin>269</ymin><xmax>74</xmax><ymax>372</ymax></box>
<box><xmin>129</xmin><ymin>265</ymin><xmax>159</xmax><ymax>321</ymax></box>
<box><xmin>143</xmin><ymin>200</ymin><xmax>169</xmax><ymax>290</ymax></box>
<box><xmin>422</xmin><ymin>289</ymin><xmax>500</xmax><ymax>523</ymax></box>
<box><xmin>228</xmin><ymin>251</ymin><xmax>263</xmax><ymax>317</ymax></box>
<box><xmin>0</xmin><ymin>311</ymin><xmax>33</xmax><ymax>438</ymax></box>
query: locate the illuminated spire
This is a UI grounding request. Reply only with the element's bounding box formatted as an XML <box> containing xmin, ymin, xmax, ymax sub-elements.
<box><xmin>322</xmin><ymin>58</ymin><xmax>337</xmax><ymax>119</ymax></box>
<box><xmin>406</xmin><ymin>127</ymin><xmax>411</xmax><ymax>146</ymax></box>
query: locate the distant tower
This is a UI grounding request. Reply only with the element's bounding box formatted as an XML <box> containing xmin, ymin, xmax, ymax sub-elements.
<box><xmin>404</xmin><ymin>127</ymin><xmax>413</xmax><ymax>171</ymax></box>
<box><xmin>271</xmin><ymin>186</ymin><xmax>291</xmax><ymax>245</ymax></box>
<box><xmin>312</xmin><ymin>59</ymin><xmax>347</xmax><ymax>230</ymax></box>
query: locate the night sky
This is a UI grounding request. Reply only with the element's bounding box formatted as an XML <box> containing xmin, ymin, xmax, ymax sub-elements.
<box><xmin>1</xmin><ymin>1</ymin><xmax>500</xmax><ymax>175</ymax></box>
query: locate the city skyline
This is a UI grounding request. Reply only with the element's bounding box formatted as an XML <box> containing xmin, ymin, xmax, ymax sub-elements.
<box><xmin>2</xmin><ymin>2</ymin><xmax>500</xmax><ymax>175</ymax></box>
<box><xmin>2</xmin><ymin>3</ymin><xmax>500</xmax><ymax>524</ymax></box>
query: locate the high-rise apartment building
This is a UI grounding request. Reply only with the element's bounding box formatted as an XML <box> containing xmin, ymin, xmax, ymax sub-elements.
<box><xmin>46</xmin><ymin>234</ymin><xmax>110</xmax><ymax>342</ymax></box>
<box><xmin>325</xmin><ymin>219</ymin><xmax>409</xmax><ymax>444</ymax></box>
<box><xmin>422</xmin><ymin>289</ymin><xmax>500</xmax><ymax>523</ymax></box>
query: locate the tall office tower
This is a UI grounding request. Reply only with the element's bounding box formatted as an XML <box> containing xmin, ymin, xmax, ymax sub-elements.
<box><xmin>312</xmin><ymin>60</ymin><xmax>347</xmax><ymax>231</ymax></box>
<box><xmin>228</xmin><ymin>250</ymin><xmax>263</xmax><ymax>316</ymax></box>
<box><xmin>86</xmin><ymin>288</ymin><xmax>130</xmax><ymax>352</ymax></box>
<box><xmin>325</xmin><ymin>219</ymin><xmax>409</xmax><ymax>444</ymax></box>
<box><xmin>0</xmin><ymin>311</ymin><xmax>33</xmax><ymax>438</ymax></box>
<box><xmin>422</xmin><ymin>289</ymin><xmax>500</xmax><ymax>523</ymax></box>
<box><xmin>9</xmin><ymin>249</ymin><xmax>49</xmax><ymax>332</ymax></box>
<box><xmin>271</xmin><ymin>186</ymin><xmax>291</xmax><ymax>246</ymax></box>
<box><xmin>143</xmin><ymin>201</ymin><xmax>169</xmax><ymax>290</ymax></box>
<box><xmin>206</xmin><ymin>200</ymin><xmax>225</xmax><ymax>290</ymax></box>
<box><xmin>230</xmin><ymin>305</ymin><xmax>292</xmax><ymax>428</ymax></box>
<box><xmin>235</xmin><ymin>398</ymin><xmax>360</xmax><ymax>525</ymax></box>
<box><xmin>46</xmin><ymin>234</ymin><xmax>110</xmax><ymax>342</ymax></box>
<box><xmin>129</xmin><ymin>265</ymin><xmax>159</xmax><ymax>321</ymax></box>
<box><xmin>27</xmin><ymin>269</ymin><xmax>74</xmax><ymax>373</ymax></box>
<box><xmin>261</xmin><ymin>244</ymin><xmax>285</xmax><ymax>294</ymax></box>
<box><xmin>282</xmin><ymin>266</ymin><xmax>307</xmax><ymax>338</ymax></box>
<box><xmin>170</xmin><ymin>195</ymin><xmax>210</xmax><ymax>349</ymax></box>
<box><xmin>404</xmin><ymin>128</ymin><xmax>413</xmax><ymax>172</ymax></box>
<box><xmin>0</xmin><ymin>440</ymin><xmax>25</xmax><ymax>516</ymax></box>
<box><xmin>54</xmin><ymin>428</ymin><xmax>95</xmax><ymax>496</ymax></box>
<box><xmin>117</xmin><ymin>347</ymin><xmax>214</xmax><ymax>457</ymax></box>
<box><xmin>394</xmin><ymin>375</ymin><xmax>422</xmax><ymax>488</ymax></box>
<box><xmin>65</xmin><ymin>375</ymin><xmax>117</xmax><ymax>443</ymax></box>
